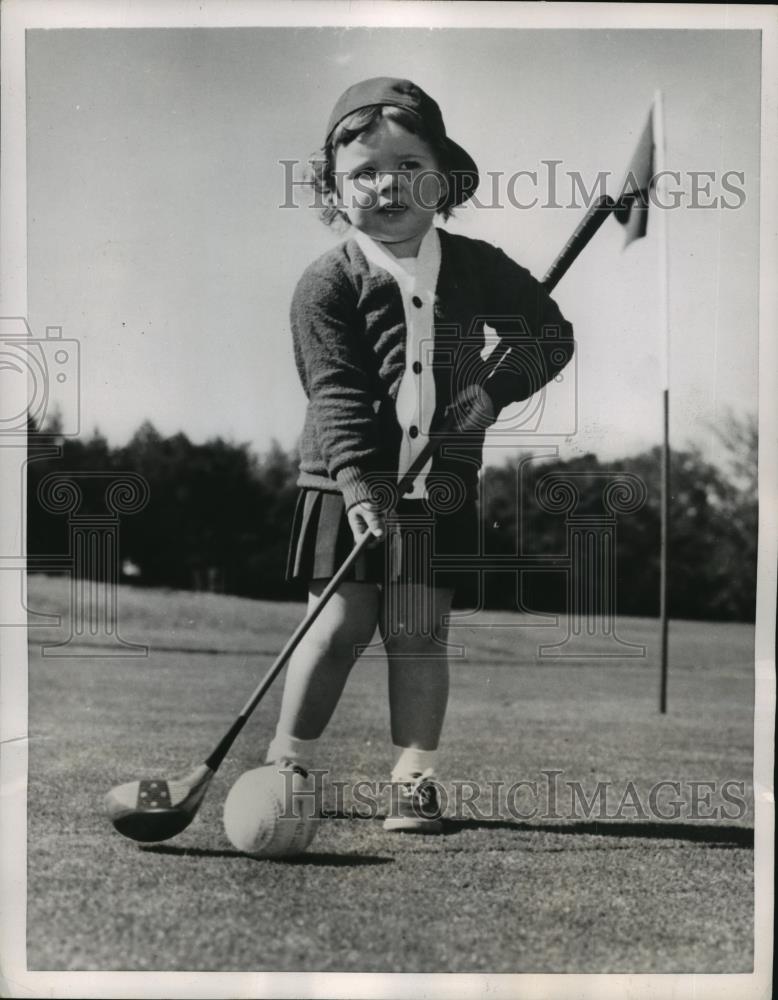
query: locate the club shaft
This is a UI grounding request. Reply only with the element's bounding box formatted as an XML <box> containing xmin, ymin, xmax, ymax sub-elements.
<box><xmin>542</xmin><ymin>193</ymin><xmax>615</xmax><ymax>291</ymax></box>
<box><xmin>204</xmin><ymin>531</ymin><xmax>373</xmax><ymax>771</ymax></box>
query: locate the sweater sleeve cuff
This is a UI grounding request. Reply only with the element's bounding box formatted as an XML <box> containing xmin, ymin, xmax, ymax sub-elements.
<box><xmin>335</xmin><ymin>465</ymin><xmax>375</xmax><ymax>511</ymax></box>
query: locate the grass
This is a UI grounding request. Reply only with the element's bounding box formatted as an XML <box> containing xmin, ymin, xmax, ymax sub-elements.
<box><xmin>25</xmin><ymin>574</ymin><xmax>754</xmax><ymax>972</ymax></box>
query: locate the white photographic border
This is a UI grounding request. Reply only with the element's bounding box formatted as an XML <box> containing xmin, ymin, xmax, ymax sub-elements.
<box><xmin>1</xmin><ymin>2</ymin><xmax>775</xmax><ymax>998</ymax></box>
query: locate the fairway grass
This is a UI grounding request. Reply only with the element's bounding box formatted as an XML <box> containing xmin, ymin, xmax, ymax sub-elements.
<box><xmin>24</xmin><ymin>576</ymin><xmax>754</xmax><ymax>973</ymax></box>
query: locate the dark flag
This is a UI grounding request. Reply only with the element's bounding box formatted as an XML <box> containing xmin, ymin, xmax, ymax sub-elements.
<box><xmin>614</xmin><ymin>107</ymin><xmax>655</xmax><ymax>245</ymax></box>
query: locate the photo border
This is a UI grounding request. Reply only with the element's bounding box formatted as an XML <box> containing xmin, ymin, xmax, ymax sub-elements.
<box><xmin>1</xmin><ymin>2</ymin><xmax>774</xmax><ymax>998</ymax></box>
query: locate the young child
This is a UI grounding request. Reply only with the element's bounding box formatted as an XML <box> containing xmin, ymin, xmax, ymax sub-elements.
<box><xmin>266</xmin><ymin>78</ymin><xmax>574</xmax><ymax>832</ymax></box>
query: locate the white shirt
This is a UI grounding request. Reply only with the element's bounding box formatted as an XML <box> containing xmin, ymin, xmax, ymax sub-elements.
<box><xmin>352</xmin><ymin>227</ymin><xmax>441</xmax><ymax>499</ymax></box>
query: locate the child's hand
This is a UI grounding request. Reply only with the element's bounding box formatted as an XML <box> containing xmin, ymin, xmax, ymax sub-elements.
<box><xmin>347</xmin><ymin>502</ymin><xmax>386</xmax><ymax>548</ymax></box>
<box><xmin>451</xmin><ymin>384</ymin><xmax>497</xmax><ymax>431</ymax></box>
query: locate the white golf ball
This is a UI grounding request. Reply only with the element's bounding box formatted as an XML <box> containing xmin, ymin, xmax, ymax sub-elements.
<box><xmin>223</xmin><ymin>764</ymin><xmax>319</xmax><ymax>858</ymax></box>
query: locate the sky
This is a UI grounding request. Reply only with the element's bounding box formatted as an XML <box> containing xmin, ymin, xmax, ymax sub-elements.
<box><xmin>25</xmin><ymin>24</ymin><xmax>761</xmax><ymax>466</ymax></box>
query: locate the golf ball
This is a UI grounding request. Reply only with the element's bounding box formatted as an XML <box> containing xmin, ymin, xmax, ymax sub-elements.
<box><xmin>223</xmin><ymin>764</ymin><xmax>319</xmax><ymax>858</ymax></box>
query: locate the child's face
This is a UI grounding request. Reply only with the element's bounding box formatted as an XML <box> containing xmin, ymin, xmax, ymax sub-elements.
<box><xmin>333</xmin><ymin>117</ymin><xmax>444</xmax><ymax>258</ymax></box>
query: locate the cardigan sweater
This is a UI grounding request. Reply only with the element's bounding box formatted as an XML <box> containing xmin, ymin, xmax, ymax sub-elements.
<box><xmin>290</xmin><ymin>227</ymin><xmax>575</xmax><ymax>511</ymax></box>
<box><xmin>351</xmin><ymin>225</ymin><xmax>441</xmax><ymax>499</ymax></box>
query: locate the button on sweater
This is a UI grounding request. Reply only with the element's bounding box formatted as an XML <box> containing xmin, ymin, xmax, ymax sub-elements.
<box><xmin>290</xmin><ymin>227</ymin><xmax>575</xmax><ymax>510</ymax></box>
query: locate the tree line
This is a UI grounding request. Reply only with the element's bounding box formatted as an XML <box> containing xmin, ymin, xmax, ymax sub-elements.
<box><xmin>26</xmin><ymin>413</ymin><xmax>757</xmax><ymax>621</ymax></box>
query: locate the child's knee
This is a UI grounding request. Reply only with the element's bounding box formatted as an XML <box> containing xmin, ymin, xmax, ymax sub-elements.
<box><xmin>301</xmin><ymin>623</ymin><xmax>368</xmax><ymax>666</ymax></box>
<box><xmin>383</xmin><ymin>628</ymin><xmax>448</xmax><ymax>661</ymax></box>
<box><xmin>306</xmin><ymin>582</ymin><xmax>379</xmax><ymax>656</ymax></box>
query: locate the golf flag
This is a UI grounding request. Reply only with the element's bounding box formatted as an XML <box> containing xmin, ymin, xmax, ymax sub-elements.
<box><xmin>614</xmin><ymin>106</ymin><xmax>655</xmax><ymax>245</ymax></box>
<box><xmin>612</xmin><ymin>92</ymin><xmax>672</xmax><ymax>714</ymax></box>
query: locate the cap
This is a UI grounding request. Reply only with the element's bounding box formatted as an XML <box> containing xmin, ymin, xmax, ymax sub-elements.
<box><xmin>325</xmin><ymin>77</ymin><xmax>479</xmax><ymax>206</ymax></box>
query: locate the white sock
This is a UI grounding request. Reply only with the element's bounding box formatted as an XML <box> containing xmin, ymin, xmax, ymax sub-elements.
<box><xmin>391</xmin><ymin>746</ymin><xmax>439</xmax><ymax>783</ymax></box>
<box><xmin>265</xmin><ymin>732</ymin><xmax>319</xmax><ymax>770</ymax></box>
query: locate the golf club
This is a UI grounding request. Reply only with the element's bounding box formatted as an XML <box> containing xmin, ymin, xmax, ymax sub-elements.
<box><xmin>105</xmin><ymin>529</ymin><xmax>374</xmax><ymax>842</ymax></box>
<box><xmin>541</xmin><ymin>193</ymin><xmax>615</xmax><ymax>291</ymax></box>
<box><xmin>105</xmin><ymin>193</ymin><xmax>615</xmax><ymax>843</ymax></box>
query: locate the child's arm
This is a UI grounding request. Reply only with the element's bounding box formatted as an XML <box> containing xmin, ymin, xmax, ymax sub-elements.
<box><xmin>479</xmin><ymin>246</ymin><xmax>576</xmax><ymax>413</ymax></box>
<box><xmin>291</xmin><ymin>261</ymin><xmax>384</xmax><ymax>512</ymax></box>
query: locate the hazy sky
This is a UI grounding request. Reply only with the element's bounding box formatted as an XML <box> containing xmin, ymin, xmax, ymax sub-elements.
<box><xmin>26</xmin><ymin>26</ymin><xmax>760</xmax><ymax>465</ymax></box>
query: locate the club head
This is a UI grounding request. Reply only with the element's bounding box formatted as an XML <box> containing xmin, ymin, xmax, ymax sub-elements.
<box><xmin>108</xmin><ymin>805</ymin><xmax>198</xmax><ymax>843</ymax></box>
<box><xmin>104</xmin><ymin>764</ymin><xmax>214</xmax><ymax>843</ymax></box>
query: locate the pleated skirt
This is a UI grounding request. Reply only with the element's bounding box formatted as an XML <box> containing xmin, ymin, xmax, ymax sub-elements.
<box><xmin>285</xmin><ymin>488</ymin><xmax>479</xmax><ymax>591</ymax></box>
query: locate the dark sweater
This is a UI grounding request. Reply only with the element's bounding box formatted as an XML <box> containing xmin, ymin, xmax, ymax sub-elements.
<box><xmin>290</xmin><ymin>227</ymin><xmax>575</xmax><ymax>510</ymax></box>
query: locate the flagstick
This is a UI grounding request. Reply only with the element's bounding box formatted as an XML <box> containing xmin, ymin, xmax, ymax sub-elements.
<box><xmin>653</xmin><ymin>89</ymin><xmax>671</xmax><ymax>714</ymax></box>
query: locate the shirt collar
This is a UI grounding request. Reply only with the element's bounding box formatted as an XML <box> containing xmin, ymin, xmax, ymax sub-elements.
<box><xmin>352</xmin><ymin>226</ymin><xmax>440</xmax><ymax>293</ymax></box>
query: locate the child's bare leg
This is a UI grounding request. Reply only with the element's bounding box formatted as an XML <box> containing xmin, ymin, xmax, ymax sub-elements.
<box><xmin>267</xmin><ymin>580</ymin><xmax>380</xmax><ymax>764</ymax></box>
<box><xmin>380</xmin><ymin>583</ymin><xmax>454</xmax><ymax>765</ymax></box>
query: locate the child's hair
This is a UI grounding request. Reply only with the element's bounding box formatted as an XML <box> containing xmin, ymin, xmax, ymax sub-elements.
<box><xmin>308</xmin><ymin>104</ymin><xmax>458</xmax><ymax>227</ymax></box>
